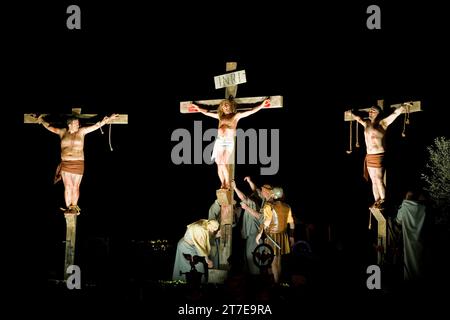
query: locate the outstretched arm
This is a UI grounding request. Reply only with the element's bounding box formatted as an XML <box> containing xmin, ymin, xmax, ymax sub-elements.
<box><xmin>36</xmin><ymin>115</ymin><xmax>63</xmax><ymax>135</ymax></box>
<box><xmin>244</xmin><ymin>176</ymin><xmax>257</xmax><ymax>192</ymax></box>
<box><xmin>231</xmin><ymin>180</ymin><xmax>247</xmax><ymax>202</ymax></box>
<box><xmin>190</xmin><ymin>104</ymin><xmax>219</xmax><ymax>119</ymax></box>
<box><xmin>235</xmin><ymin>99</ymin><xmax>270</xmax><ymax>121</ymax></box>
<box><xmin>380</xmin><ymin>105</ymin><xmax>406</xmax><ymax>129</ymax></box>
<box><xmin>81</xmin><ymin>114</ymin><xmax>119</xmax><ymax>134</ymax></box>
<box><xmin>350</xmin><ymin>110</ymin><xmax>367</xmax><ymax>127</ymax></box>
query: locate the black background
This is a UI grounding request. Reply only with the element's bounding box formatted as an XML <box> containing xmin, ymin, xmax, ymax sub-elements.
<box><xmin>5</xmin><ymin>0</ymin><xmax>450</xmax><ymax>314</ymax></box>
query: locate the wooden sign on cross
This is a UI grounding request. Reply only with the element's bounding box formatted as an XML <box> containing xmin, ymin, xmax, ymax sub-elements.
<box><xmin>180</xmin><ymin>62</ymin><xmax>283</xmax><ymax>281</ymax></box>
<box><xmin>24</xmin><ymin>107</ymin><xmax>128</xmax><ymax>280</ymax></box>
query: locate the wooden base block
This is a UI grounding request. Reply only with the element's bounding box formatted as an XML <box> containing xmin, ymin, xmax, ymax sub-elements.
<box><xmin>216</xmin><ymin>189</ymin><xmax>232</xmax><ymax>206</ymax></box>
<box><xmin>208</xmin><ymin>269</ymin><xmax>228</xmax><ymax>284</ymax></box>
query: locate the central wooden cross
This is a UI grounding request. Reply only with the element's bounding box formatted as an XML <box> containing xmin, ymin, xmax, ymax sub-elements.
<box><xmin>180</xmin><ymin>62</ymin><xmax>282</xmax><ymax>280</ymax></box>
<box><xmin>24</xmin><ymin>107</ymin><xmax>127</xmax><ymax>280</ymax></box>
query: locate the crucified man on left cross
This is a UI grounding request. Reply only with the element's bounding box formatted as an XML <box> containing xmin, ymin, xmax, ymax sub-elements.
<box><xmin>31</xmin><ymin>112</ymin><xmax>119</xmax><ymax>214</ymax></box>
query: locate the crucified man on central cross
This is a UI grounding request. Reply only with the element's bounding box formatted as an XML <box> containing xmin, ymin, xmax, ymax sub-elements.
<box><xmin>181</xmin><ymin>63</ymin><xmax>282</xmax><ymax>191</ymax></box>
<box><xmin>190</xmin><ymin>98</ymin><xmax>270</xmax><ymax>190</ymax></box>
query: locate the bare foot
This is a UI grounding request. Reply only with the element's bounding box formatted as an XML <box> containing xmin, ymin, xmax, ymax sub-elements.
<box><xmin>375</xmin><ymin>199</ymin><xmax>385</xmax><ymax>209</ymax></box>
<box><xmin>65</xmin><ymin>205</ymin><xmax>81</xmax><ymax>215</ymax></box>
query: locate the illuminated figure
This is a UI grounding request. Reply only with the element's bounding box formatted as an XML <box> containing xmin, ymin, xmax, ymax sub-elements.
<box><xmin>191</xmin><ymin>98</ymin><xmax>270</xmax><ymax>189</ymax></box>
<box><xmin>350</xmin><ymin>105</ymin><xmax>406</xmax><ymax>208</ymax></box>
<box><xmin>35</xmin><ymin>113</ymin><xmax>118</xmax><ymax>214</ymax></box>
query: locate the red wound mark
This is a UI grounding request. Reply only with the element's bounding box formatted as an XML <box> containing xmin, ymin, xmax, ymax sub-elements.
<box><xmin>264</xmin><ymin>101</ymin><xmax>271</xmax><ymax>107</ymax></box>
<box><xmin>188</xmin><ymin>106</ymin><xmax>197</xmax><ymax>112</ymax></box>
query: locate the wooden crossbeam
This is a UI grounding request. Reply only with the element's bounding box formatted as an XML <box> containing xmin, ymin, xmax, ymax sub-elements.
<box><xmin>344</xmin><ymin>100</ymin><xmax>421</xmax><ymax>121</ymax></box>
<box><xmin>390</xmin><ymin>100</ymin><xmax>422</xmax><ymax>113</ymax></box>
<box><xmin>24</xmin><ymin>113</ymin><xmax>128</xmax><ymax>124</ymax></box>
<box><xmin>180</xmin><ymin>95</ymin><xmax>283</xmax><ymax>114</ymax></box>
<box><xmin>24</xmin><ymin>107</ymin><xmax>128</xmax><ymax>124</ymax></box>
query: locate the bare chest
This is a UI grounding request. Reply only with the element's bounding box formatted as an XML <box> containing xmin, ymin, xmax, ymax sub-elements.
<box><xmin>219</xmin><ymin>115</ymin><xmax>237</xmax><ymax>129</ymax></box>
<box><xmin>61</xmin><ymin>132</ymin><xmax>84</xmax><ymax>148</ymax></box>
<box><xmin>365</xmin><ymin>125</ymin><xmax>385</xmax><ymax>139</ymax></box>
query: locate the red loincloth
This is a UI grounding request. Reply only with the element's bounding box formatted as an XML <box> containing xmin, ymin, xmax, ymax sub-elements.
<box><xmin>363</xmin><ymin>153</ymin><xmax>384</xmax><ymax>181</ymax></box>
<box><xmin>54</xmin><ymin>160</ymin><xmax>85</xmax><ymax>184</ymax></box>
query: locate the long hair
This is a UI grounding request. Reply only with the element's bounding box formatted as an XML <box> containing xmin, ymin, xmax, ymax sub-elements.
<box><xmin>207</xmin><ymin>219</ymin><xmax>219</xmax><ymax>231</ymax></box>
<box><xmin>217</xmin><ymin>99</ymin><xmax>237</xmax><ymax>120</ymax></box>
<box><xmin>188</xmin><ymin>219</ymin><xmax>219</xmax><ymax>231</ymax></box>
<box><xmin>371</xmin><ymin>105</ymin><xmax>384</xmax><ymax>123</ymax></box>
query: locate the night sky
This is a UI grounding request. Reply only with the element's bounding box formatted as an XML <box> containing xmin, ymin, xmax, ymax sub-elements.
<box><xmin>6</xmin><ymin>1</ymin><xmax>450</xmax><ymax>309</ymax></box>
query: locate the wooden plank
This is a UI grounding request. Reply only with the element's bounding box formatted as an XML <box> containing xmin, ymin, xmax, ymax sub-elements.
<box><xmin>219</xmin><ymin>206</ymin><xmax>233</xmax><ymax>270</ymax></box>
<box><xmin>225</xmin><ymin>63</ymin><xmax>239</xmax><ymax>98</ymax></box>
<box><xmin>344</xmin><ymin>110</ymin><xmax>356</xmax><ymax>121</ymax></box>
<box><xmin>344</xmin><ymin>107</ymin><xmax>374</xmax><ymax>121</ymax></box>
<box><xmin>369</xmin><ymin>207</ymin><xmax>386</xmax><ymax>265</ymax></box>
<box><xmin>180</xmin><ymin>95</ymin><xmax>283</xmax><ymax>113</ymax></box>
<box><xmin>345</xmin><ymin>101</ymin><xmax>421</xmax><ymax>121</ymax></box>
<box><xmin>226</xmin><ymin>62</ymin><xmax>237</xmax><ymax>71</ymax></box>
<box><xmin>24</xmin><ymin>114</ymin><xmax>47</xmax><ymax>123</ymax></box>
<box><xmin>216</xmin><ymin>189</ymin><xmax>233</xmax><ymax>206</ymax></box>
<box><xmin>64</xmin><ymin>214</ymin><xmax>77</xmax><ymax>280</ymax></box>
<box><xmin>106</xmin><ymin>114</ymin><xmax>128</xmax><ymax>124</ymax></box>
<box><xmin>24</xmin><ymin>113</ymin><xmax>128</xmax><ymax>124</ymax></box>
<box><xmin>390</xmin><ymin>101</ymin><xmax>422</xmax><ymax>113</ymax></box>
<box><xmin>208</xmin><ymin>269</ymin><xmax>228</xmax><ymax>284</ymax></box>
<box><xmin>214</xmin><ymin>70</ymin><xmax>246</xmax><ymax>89</ymax></box>
<box><xmin>377</xmin><ymin>99</ymin><xmax>384</xmax><ymax>109</ymax></box>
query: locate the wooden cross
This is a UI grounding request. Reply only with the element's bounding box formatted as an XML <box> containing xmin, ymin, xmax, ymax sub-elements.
<box><xmin>344</xmin><ymin>100</ymin><xmax>422</xmax><ymax>153</ymax></box>
<box><xmin>24</xmin><ymin>107</ymin><xmax>128</xmax><ymax>280</ymax></box>
<box><xmin>343</xmin><ymin>99</ymin><xmax>421</xmax><ymax>265</ymax></box>
<box><xmin>180</xmin><ymin>62</ymin><xmax>283</xmax><ymax>281</ymax></box>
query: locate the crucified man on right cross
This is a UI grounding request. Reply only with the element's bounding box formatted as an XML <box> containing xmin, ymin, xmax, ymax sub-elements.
<box><xmin>191</xmin><ymin>98</ymin><xmax>270</xmax><ymax>190</ymax></box>
<box><xmin>350</xmin><ymin>104</ymin><xmax>407</xmax><ymax>208</ymax></box>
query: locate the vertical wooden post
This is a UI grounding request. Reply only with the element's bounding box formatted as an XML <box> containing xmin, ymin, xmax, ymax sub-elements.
<box><xmin>209</xmin><ymin>62</ymin><xmax>239</xmax><ymax>278</ymax></box>
<box><xmin>369</xmin><ymin>207</ymin><xmax>386</xmax><ymax>265</ymax></box>
<box><xmin>64</xmin><ymin>214</ymin><xmax>77</xmax><ymax>280</ymax></box>
<box><xmin>376</xmin><ymin>99</ymin><xmax>384</xmax><ymax>110</ymax></box>
<box><xmin>217</xmin><ymin>62</ymin><xmax>238</xmax><ymax>269</ymax></box>
<box><xmin>225</xmin><ymin>62</ymin><xmax>238</xmax><ymax>99</ymax></box>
